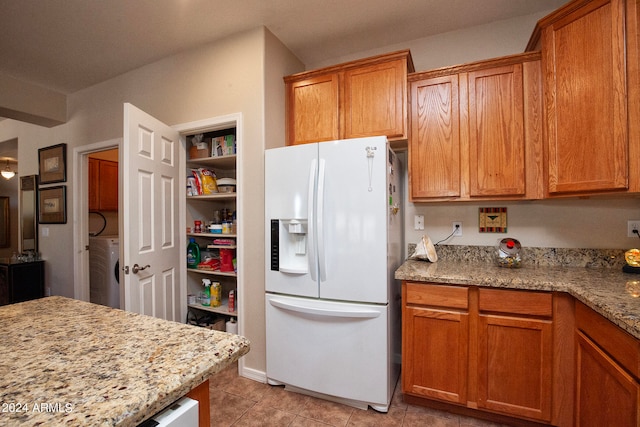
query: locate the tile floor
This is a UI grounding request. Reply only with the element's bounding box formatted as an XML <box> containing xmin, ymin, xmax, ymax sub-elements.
<box><xmin>207</xmin><ymin>362</ymin><xmax>514</xmax><ymax>427</ymax></box>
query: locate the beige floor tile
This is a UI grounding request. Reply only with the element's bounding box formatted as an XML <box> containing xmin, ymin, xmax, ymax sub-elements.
<box><xmin>403</xmin><ymin>410</ymin><xmax>461</xmax><ymax>427</ymax></box>
<box><xmin>232</xmin><ymin>401</ymin><xmax>297</xmax><ymax>427</ymax></box>
<box><xmin>209</xmin><ymin>390</ymin><xmax>256</xmax><ymax>427</ymax></box>
<box><xmin>298</xmin><ymin>396</ymin><xmax>354</xmax><ymax>426</ymax></box>
<box><xmin>259</xmin><ymin>385</ymin><xmax>312</xmax><ymax>414</ymax></box>
<box><xmin>346</xmin><ymin>405</ymin><xmax>405</xmax><ymax>427</ymax></box>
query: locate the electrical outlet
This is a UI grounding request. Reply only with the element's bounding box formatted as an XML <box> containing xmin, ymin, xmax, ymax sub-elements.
<box><xmin>452</xmin><ymin>221</ymin><xmax>462</xmax><ymax>237</ymax></box>
<box><xmin>414</xmin><ymin>215</ymin><xmax>424</xmax><ymax>231</ymax></box>
<box><xmin>628</xmin><ymin>220</ymin><xmax>640</xmax><ymax>237</ymax></box>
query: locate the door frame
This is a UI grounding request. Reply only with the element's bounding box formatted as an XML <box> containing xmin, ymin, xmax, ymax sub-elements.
<box><xmin>72</xmin><ymin>138</ymin><xmax>122</xmax><ymax>302</ymax></box>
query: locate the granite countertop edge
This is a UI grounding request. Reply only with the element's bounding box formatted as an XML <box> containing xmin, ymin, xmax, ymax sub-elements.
<box><xmin>395</xmin><ymin>259</ymin><xmax>640</xmax><ymax>339</ymax></box>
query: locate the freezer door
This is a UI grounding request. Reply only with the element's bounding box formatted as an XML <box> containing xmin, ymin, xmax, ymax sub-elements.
<box><xmin>265</xmin><ymin>294</ymin><xmax>392</xmax><ymax>408</ymax></box>
<box><xmin>317</xmin><ymin>136</ymin><xmax>389</xmax><ymax>303</ymax></box>
<box><xmin>265</xmin><ymin>143</ymin><xmax>319</xmax><ymax>297</ymax></box>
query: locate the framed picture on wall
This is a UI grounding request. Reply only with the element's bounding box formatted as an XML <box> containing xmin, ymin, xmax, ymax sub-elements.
<box><xmin>38</xmin><ymin>143</ymin><xmax>67</xmax><ymax>184</ymax></box>
<box><xmin>39</xmin><ymin>186</ymin><xmax>66</xmax><ymax>224</ymax></box>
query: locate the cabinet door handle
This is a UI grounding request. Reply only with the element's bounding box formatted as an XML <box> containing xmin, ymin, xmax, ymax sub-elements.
<box><xmin>132</xmin><ymin>264</ymin><xmax>150</xmax><ymax>274</ymax></box>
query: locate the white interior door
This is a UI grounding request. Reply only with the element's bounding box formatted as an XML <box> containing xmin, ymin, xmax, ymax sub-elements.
<box><xmin>122</xmin><ymin>103</ymin><xmax>182</xmax><ymax>321</ymax></box>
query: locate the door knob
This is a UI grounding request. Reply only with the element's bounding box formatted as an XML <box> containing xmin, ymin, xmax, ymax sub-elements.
<box><xmin>132</xmin><ymin>263</ymin><xmax>150</xmax><ymax>274</ymax></box>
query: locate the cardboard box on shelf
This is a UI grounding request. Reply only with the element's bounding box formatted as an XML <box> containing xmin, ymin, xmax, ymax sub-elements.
<box><xmin>189</xmin><ymin>142</ymin><xmax>210</xmax><ymax>159</ymax></box>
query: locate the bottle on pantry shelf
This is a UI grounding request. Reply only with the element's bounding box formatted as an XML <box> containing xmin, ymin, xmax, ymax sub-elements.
<box><xmin>211</xmin><ymin>281</ymin><xmax>222</xmax><ymax>307</ymax></box>
<box><xmin>212</xmin><ymin>210</ymin><xmax>221</xmax><ymax>224</ymax></box>
<box><xmin>194</xmin><ymin>220</ymin><xmax>202</xmax><ymax>234</ymax></box>
<box><xmin>228</xmin><ymin>290</ymin><xmax>235</xmax><ymax>312</ymax></box>
<box><xmin>226</xmin><ymin>318</ymin><xmax>238</xmax><ymax>334</ymax></box>
<box><xmin>187</xmin><ymin>238</ymin><xmax>200</xmax><ymax>268</ymax></box>
<box><xmin>201</xmin><ymin>278</ymin><xmax>211</xmax><ymax>306</ymax></box>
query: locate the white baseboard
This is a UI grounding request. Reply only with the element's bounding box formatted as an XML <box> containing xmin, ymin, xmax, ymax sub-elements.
<box><xmin>238</xmin><ymin>360</ymin><xmax>267</xmax><ymax>383</ymax></box>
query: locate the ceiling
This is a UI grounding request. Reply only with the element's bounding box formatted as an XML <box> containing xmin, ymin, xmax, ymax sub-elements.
<box><xmin>0</xmin><ymin>0</ymin><xmax>567</xmax><ymax>96</ymax></box>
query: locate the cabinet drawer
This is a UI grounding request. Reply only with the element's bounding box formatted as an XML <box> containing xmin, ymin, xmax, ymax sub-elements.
<box><xmin>405</xmin><ymin>282</ymin><xmax>468</xmax><ymax>309</ymax></box>
<box><xmin>576</xmin><ymin>301</ymin><xmax>640</xmax><ymax>379</ymax></box>
<box><xmin>479</xmin><ymin>288</ymin><xmax>552</xmax><ymax>317</ymax></box>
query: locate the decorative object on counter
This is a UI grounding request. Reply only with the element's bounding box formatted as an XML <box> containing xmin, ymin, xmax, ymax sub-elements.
<box><xmin>495</xmin><ymin>237</ymin><xmax>522</xmax><ymax>268</ymax></box>
<box><xmin>38</xmin><ymin>143</ymin><xmax>67</xmax><ymax>184</ymax></box>
<box><xmin>622</xmin><ymin>248</ymin><xmax>640</xmax><ymax>273</ymax></box>
<box><xmin>626</xmin><ymin>280</ymin><xmax>640</xmax><ymax>297</ymax></box>
<box><xmin>479</xmin><ymin>207</ymin><xmax>507</xmax><ymax>233</ymax></box>
<box><xmin>38</xmin><ymin>185</ymin><xmax>67</xmax><ymax>224</ymax></box>
<box><xmin>409</xmin><ymin>235</ymin><xmax>437</xmax><ymax>262</ymax></box>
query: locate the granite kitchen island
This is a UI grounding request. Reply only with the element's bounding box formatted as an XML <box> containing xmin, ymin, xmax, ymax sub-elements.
<box><xmin>0</xmin><ymin>296</ymin><xmax>250</xmax><ymax>426</ymax></box>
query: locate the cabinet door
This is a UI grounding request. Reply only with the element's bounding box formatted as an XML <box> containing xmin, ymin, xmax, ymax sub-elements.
<box><xmin>286</xmin><ymin>74</ymin><xmax>339</xmax><ymax>145</ymax></box>
<box><xmin>343</xmin><ymin>58</ymin><xmax>407</xmax><ymax>140</ymax></box>
<box><xmin>88</xmin><ymin>158</ymin><xmax>99</xmax><ymax>211</ymax></box>
<box><xmin>467</xmin><ymin>64</ymin><xmax>525</xmax><ymax>197</ymax></box>
<box><xmin>403</xmin><ymin>305</ymin><xmax>469</xmax><ymax>404</ymax></box>
<box><xmin>409</xmin><ymin>75</ymin><xmax>461</xmax><ymax>199</ymax></box>
<box><xmin>543</xmin><ymin>0</ymin><xmax>628</xmax><ymax>194</ymax></box>
<box><xmin>576</xmin><ymin>331</ymin><xmax>640</xmax><ymax>426</ymax></box>
<box><xmin>98</xmin><ymin>160</ymin><xmax>118</xmax><ymax>211</ymax></box>
<box><xmin>477</xmin><ymin>314</ymin><xmax>553</xmax><ymax>422</ymax></box>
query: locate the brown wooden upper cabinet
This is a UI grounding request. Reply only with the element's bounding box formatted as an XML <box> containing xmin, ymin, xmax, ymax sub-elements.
<box><xmin>284</xmin><ymin>50</ymin><xmax>414</xmax><ymax>147</ymax></box>
<box><xmin>89</xmin><ymin>158</ymin><xmax>118</xmax><ymax>211</ymax></box>
<box><xmin>527</xmin><ymin>0</ymin><xmax>640</xmax><ymax>197</ymax></box>
<box><xmin>408</xmin><ymin>52</ymin><xmax>544</xmax><ymax>202</ymax></box>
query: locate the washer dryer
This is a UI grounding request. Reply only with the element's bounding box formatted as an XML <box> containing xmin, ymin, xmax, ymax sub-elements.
<box><xmin>89</xmin><ymin>235</ymin><xmax>120</xmax><ymax>309</ymax></box>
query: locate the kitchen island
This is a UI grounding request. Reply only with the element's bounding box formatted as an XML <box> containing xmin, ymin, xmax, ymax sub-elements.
<box><xmin>396</xmin><ymin>257</ymin><xmax>640</xmax><ymax>339</ymax></box>
<box><xmin>0</xmin><ymin>296</ymin><xmax>250</xmax><ymax>426</ymax></box>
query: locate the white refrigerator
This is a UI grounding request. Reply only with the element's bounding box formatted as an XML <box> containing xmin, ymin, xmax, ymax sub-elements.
<box><xmin>264</xmin><ymin>136</ymin><xmax>403</xmax><ymax>412</ymax></box>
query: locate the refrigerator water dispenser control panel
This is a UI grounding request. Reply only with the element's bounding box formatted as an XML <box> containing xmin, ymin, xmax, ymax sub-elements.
<box><xmin>270</xmin><ymin>219</ymin><xmax>309</xmax><ymax>274</ymax></box>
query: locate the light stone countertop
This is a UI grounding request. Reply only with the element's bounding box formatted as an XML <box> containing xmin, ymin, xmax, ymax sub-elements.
<box><xmin>0</xmin><ymin>296</ymin><xmax>250</xmax><ymax>427</ymax></box>
<box><xmin>396</xmin><ymin>259</ymin><xmax>640</xmax><ymax>339</ymax></box>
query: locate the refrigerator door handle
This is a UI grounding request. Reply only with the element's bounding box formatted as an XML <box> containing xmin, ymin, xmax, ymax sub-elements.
<box><xmin>317</xmin><ymin>158</ymin><xmax>327</xmax><ymax>282</ymax></box>
<box><xmin>307</xmin><ymin>159</ymin><xmax>317</xmax><ymax>281</ymax></box>
<box><xmin>268</xmin><ymin>298</ymin><xmax>381</xmax><ymax>319</ymax></box>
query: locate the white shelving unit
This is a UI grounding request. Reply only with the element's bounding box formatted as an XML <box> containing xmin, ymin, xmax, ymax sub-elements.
<box><xmin>185</xmin><ymin>140</ymin><xmax>238</xmax><ymax>328</ymax></box>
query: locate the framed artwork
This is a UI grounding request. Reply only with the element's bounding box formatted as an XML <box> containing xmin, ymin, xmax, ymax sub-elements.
<box><xmin>479</xmin><ymin>207</ymin><xmax>507</xmax><ymax>233</ymax></box>
<box><xmin>38</xmin><ymin>143</ymin><xmax>67</xmax><ymax>184</ymax></box>
<box><xmin>39</xmin><ymin>186</ymin><xmax>67</xmax><ymax>224</ymax></box>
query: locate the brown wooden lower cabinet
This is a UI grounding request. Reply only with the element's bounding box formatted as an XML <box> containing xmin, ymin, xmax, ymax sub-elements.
<box><xmin>402</xmin><ymin>282</ymin><xmax>569</xmax><ymax>426</ymax></box>
<box><xmin>402</xmin><ymin>283</ymin><xmax>469</xmax><ymax>404</ymax></box>
<box><xmin>575</xmin><ymin>302</ymin><xmax>640</xmax><ymax>426</ymax></box>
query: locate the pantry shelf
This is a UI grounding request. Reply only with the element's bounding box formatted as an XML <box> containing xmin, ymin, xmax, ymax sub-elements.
<box><xmin>187</xmin><ymin>268</ymin><xmax>237</xmax><ymax>278</ymax></box>
<box><xmin>187</xmin><ymin>193</ymin><xmax>236</xmax><ymax>201</ymax></box>
<box><xmin>188</xmin><ymin>302</ymin><xmax>237</xmax><ymax>317</ymax></box>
